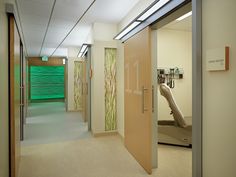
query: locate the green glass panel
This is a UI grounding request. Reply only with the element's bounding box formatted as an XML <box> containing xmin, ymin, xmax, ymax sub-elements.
<box><xmin>105</xmin><ymin>48</ymin><xmax>117</xmax><ymax>131</ymax></box>
<box><xmin>30</xmin><ymin>66</ymin><xmax>65</xmax><ymax>100</ymax></box>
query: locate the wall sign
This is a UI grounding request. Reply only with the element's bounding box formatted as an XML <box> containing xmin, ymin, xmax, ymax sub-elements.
<box><xmin>206</xmin><ymin>46</ymin><xmax>229</xmax><ymax>71</ymax></box>
<box><xmin>41</xmin><ymin>56</ymin><xmax>48</xmax><ymax>62</ymax></box>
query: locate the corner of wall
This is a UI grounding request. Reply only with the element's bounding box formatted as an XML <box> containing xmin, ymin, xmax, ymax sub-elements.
<box><xmin>90</xmin><ymin>23</ymin><xmax>119</xmax><ymax>134</ymax></box>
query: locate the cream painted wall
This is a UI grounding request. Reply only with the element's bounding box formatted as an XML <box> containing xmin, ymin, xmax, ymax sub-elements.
<box><xmin>93</xmin><ymin>22</ymin><xmax>118</xmax><ymax>42</ymax></box>
<box><xmin>0</xmin><ymin>0</ymin><xmax>9</xmax><ymax>176</ymax></box>
<box><xmin>202</xmin><ymin>0</ymin><xmax>236</xmax><ymax>176</ymax></box>
<box><xmin>67</xmin><ymin>47</ymin><xmax>82</xmax><ymax>111</ymax></box>
<box><xmin>91</xmin><ymin>40</ymin><xmax>117</xmax><ymax>133</ymax></box>
<box><xmin>157</xmin><ymin>29</ymin><xmax>192</xmax><ymax>120</ymax></box>
<box><xmin>90</xmin><ymin>23</ymin><xmax>119</xmax><ymax>134</ymax></box>
<box><xmin>117</xmin><ymin>42</ymin><xmax>125</xmax><ymax>137</ymax></box>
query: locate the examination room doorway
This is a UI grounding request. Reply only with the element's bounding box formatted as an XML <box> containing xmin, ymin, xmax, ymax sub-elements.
<box><xmin>124</xmin><ymin>1</ymin><xmax>195</xmax><ymax>176</ymax></box>
<box><xmin>154</xmin><ymin>3</ymin><xmax>193</xmax><ymax>177</ymax></box>
<box><xmin>123</xmin><ymin>0</ymin><xmax>202</xmax><ymax>176</ymax></box>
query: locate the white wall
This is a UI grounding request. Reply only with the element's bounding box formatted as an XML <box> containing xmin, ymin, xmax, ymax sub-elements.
<box><xmin>202</xmin><ymin>0</ymin><xmax>236</xmax><ymax>177</ymax></box>
<box><xmin>91</xmin><ymin>41</ymin><xmax>117</xmax><ymax>133</ymax></box>
<box><xmin>92</xmin><ymin>22</ymin><xmax>125</xmax><ymax>136</ymax></box>
<box><xmin>157</xmin><ymin>28</ymin><xmax>192</xmax><ymax>120</ymax></box>
<box><xmin>93</xmin><ymin>22</ymin><xmax>117</xmax><ymax>41</ymax></box>
<box><xmin>90</xmin><ymin>23</ymin><xmax>118</xmax><ymax>134</ymax></box>
<box><xmin>0</xmin><ymin>0</ymin><xmax>9</xmax><ymax>176</ymax></box>
<box><xmin>117</xmin><ymin>42</ymin><xmax>125</xmax><ymax>137</ymax></box>
<box><xmin>67</xmin><ymin>47</ymin><xmax>81</xmax><ymax>111</ymax></box>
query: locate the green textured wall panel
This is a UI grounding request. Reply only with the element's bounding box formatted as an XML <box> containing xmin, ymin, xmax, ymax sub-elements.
<box><xmin>105</xmin><ymin>48</ymin><xmax>117</xmax><ymax>131</ymax></box>
<box><xmin>30</xmin><ymin>66</ymin><xmax>65</xmax><ymax>100</ymax></box>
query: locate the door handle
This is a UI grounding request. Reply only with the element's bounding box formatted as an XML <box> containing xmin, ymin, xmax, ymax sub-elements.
<box><xmin>152</xmin><ymin>85</ymin><xmax>154</xmax><ymax>113</ymax></box>
<box><xmin>86</xmin><ymin>83</ymin><xmax>88</xmax><ymax>95</ymax></box>
<box><xmin>142</xmin><ymin>86</ymin><xmax>148</xmax><ymax>113</ymax></box>
<box><xmin>81</xmin><ymin>82</ymin><xmax>84</xmax><ymax>95</ymax></box>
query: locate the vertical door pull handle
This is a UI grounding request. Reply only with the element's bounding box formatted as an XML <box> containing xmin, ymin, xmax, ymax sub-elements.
<box><xmin>86</xmin><ymin>83</ymin><xmax>88</xmax><ymax>95</ymax></box>
<box><xmin>81</xmin><ymin>82</ymin><xmax>84</xmax><ymax>95</ymax></box>
<box><xmin>142</xmin><ymin>86</ymin><xmax>148</xmax><ymax>113</ymax></box>
<box><xmin>152</xmin><ymin>85</ymin><xmax>154</xmax><ymax>113</ymax></box>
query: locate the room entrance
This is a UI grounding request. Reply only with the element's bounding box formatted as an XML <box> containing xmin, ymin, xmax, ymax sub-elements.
<box><xmin>123</xmin><ymin>1</ymin><xmax>201</xmax><ymax>176</ymax></box>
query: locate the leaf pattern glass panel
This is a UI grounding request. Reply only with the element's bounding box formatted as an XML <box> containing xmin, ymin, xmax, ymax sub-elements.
<box><xmin>74</xmin><ymin>61</ymin><xmax>83</xmax><ymax>110</ymax></box>
<box><xmin>105</xmin><ymin>48</ymin><xmax>117</xmax><ymax>131</ymax></box>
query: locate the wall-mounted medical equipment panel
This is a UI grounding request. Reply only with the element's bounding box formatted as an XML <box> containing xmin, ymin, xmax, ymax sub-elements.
<box><xmin>157</xmin><ymin>67</ymin><xmax>184</xmax><ymax>88</ymax></box>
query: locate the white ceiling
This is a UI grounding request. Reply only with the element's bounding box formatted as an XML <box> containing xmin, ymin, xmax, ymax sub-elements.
<box><xmin>163</xmin><ymin>15</ymin><xmax>192</xmax><ymax>31</ymax></box>
<box><xmin>17</xmin><ymin>0</ymin><xmax>140</xmax><ymax>57</ymax></box>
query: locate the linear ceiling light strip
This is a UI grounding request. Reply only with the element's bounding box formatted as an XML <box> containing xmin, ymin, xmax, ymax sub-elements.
<box><xmin>15</xmin><ymin>0</ymin><xmax>29</xmax><ymax>56</ymax></box>
<box><xmin>77</xmin><ymin>44</ymin><xmax>89</xmax><ymax>58</ymax></box>
<box><xmin>50</xmin><ymin>0</ymin><xmax>96</xmax><ymax>57</ymax></box>
<box><xmin>39</xmin><ymin>0</ymin><xmax>57</xmax><ymax>56</ymax></box>
<box><xmin>137</xmin><ymin>0</ymin><xmax>170</xmax><ymax>21</ymax></box>
<box><xmin>176</xmin><ymin>11</ymin><xmax>192</xmax><ymax>21</ymax></box>
<box><xmin>114</xmin><ymin>0</ymin><xmax>171</xmax><ymax>40</ymax></box>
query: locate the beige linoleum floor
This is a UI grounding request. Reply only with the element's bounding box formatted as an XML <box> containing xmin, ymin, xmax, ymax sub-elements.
<box><xmin>19</xmin><ymin>102</ymin><xmax>192</xmax><ymax>177</ymax></box>
<box><xmin>22</xmin><ymin>102</ymin><xmax>91</xmax><ymax>146</ymax></box>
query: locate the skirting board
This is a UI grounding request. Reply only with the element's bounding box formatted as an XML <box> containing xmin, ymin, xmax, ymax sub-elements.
<box><xmin>92</xmin><ymin>131</ymin><xmax>118</xmax><ymax>137</ymax></box>
<box><xmin>66</xmin><ymin>109</ymin><xmax>82</xmax><ymax>112</ymax></box>
<box><xmin>92</xmin><ymin>131</ymin><xmax>124</xmax><ymax>143</ymax></box>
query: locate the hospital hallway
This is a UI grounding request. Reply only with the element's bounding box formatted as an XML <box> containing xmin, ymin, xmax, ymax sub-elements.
<box><xmin>22</xmin><ymin>102</ymin><xmax>91</xmax><ymax>145</ymax></box>
<box><xmin>18</xmin><ymin>102</ymin><xmax>191</xmax><ymax>177</ymax></box>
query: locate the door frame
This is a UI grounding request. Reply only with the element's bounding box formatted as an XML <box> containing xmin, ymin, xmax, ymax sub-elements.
<box><xmin>86</xmin><ymin>46</ymin><xmax>92</xmax><ymax>130</ymax></box>
<box><xmin>121</xmin><ymin>0</ymin><xmax>202</xmax><ymax>176</ymax></box>
<box><xmin>8</xmin><ymin>14</ymin><xmax>22</xmax><ymax>177</ymax></box>
<box><xmin>20</xmin><ymin>41</ymin><xmax>24</xmax><ymax>141</ymax></box>
<box><xmin>192</xmin><ymin>0</ymin><xmax>202</xmax><ymax>176</ymax></box>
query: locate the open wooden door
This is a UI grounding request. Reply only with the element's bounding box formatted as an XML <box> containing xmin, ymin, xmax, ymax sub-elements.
<box><xmin>124</xmin><ymin>27</ymin><xmax>153</xmax><ymax>174</ymax></box>
<box><xmin>9</xmin><ymin>15</ymin><xmax>21</xmax><ymax>177</ymax></box>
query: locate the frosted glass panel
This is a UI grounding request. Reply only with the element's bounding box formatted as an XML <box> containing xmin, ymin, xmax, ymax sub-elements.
<box><xmin>105</xmin><ymin>48</ymin><xmax>117</xmax><ymax>131</ymax></box>
<box><xmin>74</xmin><ymin>62</ymin><xmax>83</xmax><ymax>110</ymax></box>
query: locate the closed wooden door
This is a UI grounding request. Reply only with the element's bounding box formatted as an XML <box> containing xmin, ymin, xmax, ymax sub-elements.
<box><xmin>9</xmin><ymin>15</ymin><xmax>21</xmax><ymax>177</ymax></box>
<box><xmin>124</xmin><ymin>27</ymin><xmax>153</xmax><ymax>174</ymax></box>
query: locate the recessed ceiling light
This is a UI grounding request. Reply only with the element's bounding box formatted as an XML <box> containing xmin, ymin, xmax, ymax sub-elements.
<box><xmin>176</xmin><ymin>11</ymin><xmax>192</xmax><ymax>21</ymax></box>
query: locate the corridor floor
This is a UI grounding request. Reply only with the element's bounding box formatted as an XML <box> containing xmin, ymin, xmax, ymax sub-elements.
<box><xmin>19</xmin><ymin>102</ymin><xmax>192</xmax><ymax>177</ymax></box>
<box><xmin>22</xmin><ymin>102</ymin><xmax>91</xmax><ymax>146</ymax></box>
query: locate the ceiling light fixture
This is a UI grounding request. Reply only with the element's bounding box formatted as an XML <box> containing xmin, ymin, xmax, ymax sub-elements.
<box><xmin>114</xmin><ymin>21</ymin><xmax>141</xmax><ymax>40</ymax></box>
<box><xmin>137</xmin><ymin>0</ymin><xmax>170</xmax><ymax>21</ymax></box>
<box><xmin>114</xmin><ymin>0</ymin><xmax>171</xmax><ymax>40</ymax></box>
<box><xmin>78</xmin><ymin>44</ymin><xmax>89</xmax><ymax>58</ymax></box>
<box><xmin>176</xmin><ymin>11</ymin><xmax>192</xmax><ymax>21</ymax></box>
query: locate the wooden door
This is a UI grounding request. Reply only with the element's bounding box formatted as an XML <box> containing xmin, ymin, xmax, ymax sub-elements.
<box><xmin>124</xmin><ymin>27</ymin><xmax>153</xmax><ymax>174</ymax></box>
<box><xmin>9</xmin><ymin>15</ymin><xmax>21</xmax><ymax>177</ymax></box>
